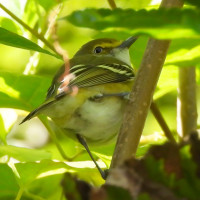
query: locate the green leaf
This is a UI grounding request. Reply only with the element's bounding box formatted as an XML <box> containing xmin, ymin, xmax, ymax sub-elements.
<box><xmin>27</xmin><ymin>174</ymin><xmax>64</xmax><ymax>200</ymax></box>
<box><xmin>154</xmin><ymin>66</ymin><xmax>178</xmax><ymax>99</ymax></box>
<box><xmin>0</xmin><ymin>72</ymin><xmax>51</xmax><ymax>111</ymax></box>
<box><xmin>0</xmin><ymin>114</ymin><xmax>7</xmax><ymax>145</ymax></box>
<box><xmin>117</xmin><ymin>0</ymin><xmax>152</xmax><ymax>9</ymax></box>
<box><xmin>35</xmin><ymin>0</ymin><xmax>57</xmax><ymax>11</ymax></box>
<box><xmin>166</xmin><ymin>44</ymin><xmax>200</xmax><ymax>67</ymax></box>
<box><xmin>106</xmin><ymin>185</ymin><xmax>132</xmax><ymax>200</ymax></box>
<box><xmin>185</xmin><ymin>0</ymin><xmax>200</xmax><ymax>7</ymax></box>
<box><xmin>65</xmin><ymin>8</ymin><xmax>200</xmax><ymax>39</ymax></box>
<box><xmin>15</xmin><ymin>159</ymin><xmax>97</xmax><ymax>186</ymax></box>
<box><xmin>0</xmin><ymin>145</ymin><xmax>52</xmax><ymax>162</ymax></box>
<box><xmin>0</xmin><ymin>27</ymin><xmax>60</xmax><ymax>59</ymax></box>
<box><xmin>0</xmin><ymin>164</ymin><xmax>19</xmax><ymax>199</ymax></box>
<box><xmin>0</xmin><ymin>17</ymin><xmax>20</xmax><ymax>33</ymax></box>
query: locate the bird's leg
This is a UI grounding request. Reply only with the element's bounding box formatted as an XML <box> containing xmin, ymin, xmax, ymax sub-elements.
<box><xmin>76</xmin><ymin>134</ymin><xmax>107</xmax><ymax>180</ymax></box>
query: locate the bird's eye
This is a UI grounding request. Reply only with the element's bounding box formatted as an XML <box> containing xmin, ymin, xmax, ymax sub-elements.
<box><xmin>94</xmin><ymin>46</ymin><xmax>103</xmax><ymax>54</ymax></box>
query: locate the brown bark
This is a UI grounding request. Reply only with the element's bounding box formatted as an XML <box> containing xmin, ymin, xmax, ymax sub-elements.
<box><xmin>110</xmin><ymin>0</ymin><xmax>184</xmax><ymax>169</ymax></box>
<box><xmin>178</xmin><ymin>66</ymin><xmax>197</xmax><ymax>138</ymax></box>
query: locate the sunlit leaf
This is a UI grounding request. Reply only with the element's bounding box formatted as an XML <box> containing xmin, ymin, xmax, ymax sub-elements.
<box><xmin>0</xmin><ymin>27</ymin><xmax>60</xmax><ymax>59</ymax></box>
<box><xmin>0</xmin><ymin>0</ymin><xmax>27</xmax><ymax>18</ymax></box>
<box><xmin>0</xmin><ymin>72</ymin><xmax>51</xmax><ymax>111</ymax></box>
<box><xmin>0</xmin><ymin>17</ymin><xmax>20</xmax><ymax>33</ymax></box>
<box><xmin>0</xmin><ymin>114</ymin><xmax>7</xmax><ymax>145</ymax></box>
<box><xmin>166</xmin><ymin>45</ymin><xmax>200</xmax><ymax>67</ymax></box>
<box><xmin>117</xmin><ymin>0</ymin><xmax>152</xmax><ymax>9</ymax></box>
<box><xmin>154</xmin><ymin>66</ymin><xmax>178</xmax><ymax>99</ymax></box>
<box><xmin>0</xmin><ymin>145</ymin><xmax>52</xmax><ymax>162</ymax></box>
<box><xmin>15</xmin><ymin>159</ymin><xmax>98</xmax><ymax>186</ymax></box>
<box><xmin>65</xmin><ymin>8</ymin><xmax>200</xmax><ymax>39</ymax></box>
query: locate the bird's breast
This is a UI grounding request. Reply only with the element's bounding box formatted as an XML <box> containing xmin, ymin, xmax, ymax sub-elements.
<box><xmin>66</xmin><ymin>96</ymin><xmax>126</xmax><ymax>143</ymax></box>
<box><xmin>49</xmin><ymin>82</ymin><xmax>133</xmax><ymax>144</ymax></box>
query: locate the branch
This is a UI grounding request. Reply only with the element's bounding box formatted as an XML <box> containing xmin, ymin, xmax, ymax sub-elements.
<box><xmin>177</xmin><ymin>66</ymin><xmax>197</xmax><ymax>138</ymax></box>
<box><xmin>110</xmin><ymin>0</ymin><xmax>184</xmax><ymax>169</ymax></box>
<box><xmin>150</xmin><ymin>102</ymin><xmax>176</xmax><ymax>144</ymax></box>
<box><xmin>0</xmin><ymin>3</ymin><xmax>58</xmax><ymax>55</ymax></box>
<box><xmin>107</xmin><ymin>0</ymin><xmax>117</xmax><ymax>9</ymax></box>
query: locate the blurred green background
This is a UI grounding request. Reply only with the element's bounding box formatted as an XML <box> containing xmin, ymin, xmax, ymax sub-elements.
<box><xmin>0</xmin><ymin>1</ymin><xmax>200</xmax><ymax>197</ymax></box>
<box><xmin>0</xmin><ymin>0</ymin><xmax>200</xmax><ymax>159</ymax></box>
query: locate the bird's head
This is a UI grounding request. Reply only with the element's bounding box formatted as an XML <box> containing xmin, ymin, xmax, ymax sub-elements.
<box><xmin>74</xmin><ymin>36</ymin><xmax>138</xmax><ymax>65</ymax></box>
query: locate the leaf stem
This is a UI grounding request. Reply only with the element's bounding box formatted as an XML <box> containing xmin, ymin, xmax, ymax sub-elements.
<box><xmin>0</xmin><ymin>3</ymin><xmax>58</xmax><ymax>55</ymax></box>
<box><xmin>15</xmin><ymin>187</ymin><xmax>24</xmax><ymax>200</ymax></box>
<box><xmin>39</xmin><ymin>116</ymin><xmax>70</xmax><ymax>161</ymax></box>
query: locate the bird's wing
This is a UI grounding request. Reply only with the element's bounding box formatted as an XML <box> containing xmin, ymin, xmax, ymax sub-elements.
<box><xmin>20</xmin><ymin>61</ymin><xmax>134</xmax><ymax>124</ymax></box>
<box><xmin>68</xmin><ymin>63</ymin><xmax>134</xmax><ymax>88</ymax></box>
<box><xmin>46</xmin><ymin>65</ymin><xmax>65</xmax><ymax>100</ymax></box>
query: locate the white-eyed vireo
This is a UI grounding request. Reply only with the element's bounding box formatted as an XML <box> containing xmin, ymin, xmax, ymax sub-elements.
<box><xmin>21</xmin><ymin>36</ymin><xmax>137</xmax><ymax>179</ymax></box>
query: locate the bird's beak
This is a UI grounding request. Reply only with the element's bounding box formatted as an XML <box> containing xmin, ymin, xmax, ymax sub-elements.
<box><xmin>118</xmin><ymin>36</ymin><xmax>138</xmax><ymax>49</ymax></box>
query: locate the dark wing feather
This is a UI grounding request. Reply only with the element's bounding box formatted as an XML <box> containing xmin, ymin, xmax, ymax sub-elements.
<box><xmin>68</xmin><ymin>63</ymin><xmax>134</xmax><ymax>88</ymax></box>
<box><xmin>46</xmin><ymin>65</ymin><xmax>65</xmax><ymax>100</ymax></box>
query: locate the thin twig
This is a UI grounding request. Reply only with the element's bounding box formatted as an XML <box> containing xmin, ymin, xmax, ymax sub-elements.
<box><xmin>110</xmin><ymin>0</ymin><xmax>184</xmax><ymax>169</ymax></box>
<box><xmin>107</xmin><ymin>0</ymin><xmax>117</xmax><ymax>9</ymax></box>
<box><xmin>0</xmin><ymin>3</ymin><xmax>58</xmax><ymax>55</ymax></box>
<box><xmin>150</xmin><ymin>102</ymin><xmax>176</xmax><ymax>143</ymax></box>
<box><xmin>50</xmin><ymin>6</ymin><xmax>71</xmax><ymax>81</ymax></box>
<box><xmin>23</xmin><ymin>4</ymin><xmax>63</xmax><ymax>75</ymax></box>
<box><xmin>39</xmin><ymin>116</ymin><xmax>70</xmax><ymax>161</ymax></box>
<box><xmin>15</xmin><ymin>187</ymin><xmax>24</xmax><ymax>200</ymax></box>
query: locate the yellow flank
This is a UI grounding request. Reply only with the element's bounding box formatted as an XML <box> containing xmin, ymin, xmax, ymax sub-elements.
<box><xmin>51</xmin><ymin>80</ymin><xmax>133</xmax><ymax>130</ymax></box>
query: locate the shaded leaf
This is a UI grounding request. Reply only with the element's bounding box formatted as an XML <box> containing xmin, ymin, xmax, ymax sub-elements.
<box><xmin>62</xmin><ymin>173</ymin><xmax>92</xmax><ymax>200</ymax></box>
<box><xmin>65</xmin><ymin>8</ymin><xmax>200</xmax><ymax>39</ymax></box>
<box><xmin>147</xmin><ymin>143</ymin><xmax>182</xmax><ymax>178</ymax></box>
<box><xmin>27</xmin><ymin>174</ymin><xmax>64</xmax><ymax>200</ymax></box>
<box><xmin>0</xmin><ymin>145</ymin><xmax>51</xmax><ymax>162</ymax></box>
<box><xmin>190</xmin><ymin>132</ymin><xmax>200</xmax><ymax>178</ymax></box>
<box><xmin>35</xmin><ymin>0</ymin><xmax>57</xmax><ymax>11</ymax></box>
<box><xmin>105</xmin><ymin>185</ymin><xmax>133</xmax><ymax>200</ymax></box>
<box><xmin>185</xmin><ymin>0</ymin><xmax>200</xmax><ymax>7</ymax></box>
<box><xmin>0</xmin><ymin>27</ymin><xmax>60</xmax><ymax>59</ymax></box>
<box><xmin>0</xmin><ymin>164</ymin><xmax>19</xmax><ymax>199</ymax></box>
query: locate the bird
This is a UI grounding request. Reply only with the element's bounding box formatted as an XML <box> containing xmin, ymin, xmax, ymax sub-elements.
<box><xmin>20</xmin><ymin>36</ymin><xmax>137</xmax><ymax>179</ymax></box>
